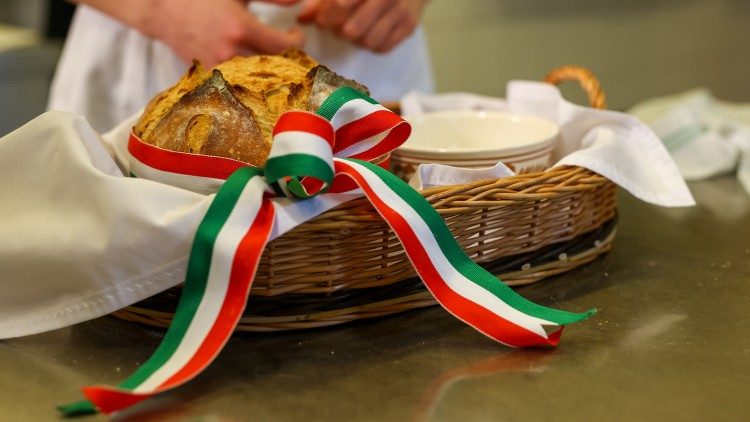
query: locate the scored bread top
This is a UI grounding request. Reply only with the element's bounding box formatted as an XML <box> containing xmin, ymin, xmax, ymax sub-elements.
<box><xmin>134</xmin><ymin>49</ymin><xmax>368</xmax><ymax>167</ymax></box>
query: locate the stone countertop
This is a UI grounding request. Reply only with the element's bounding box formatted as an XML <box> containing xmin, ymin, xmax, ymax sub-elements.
<box><xmin>2</xmin><ymin>177</ymin><xmax>749</xmax><ymax>421</ymax></box>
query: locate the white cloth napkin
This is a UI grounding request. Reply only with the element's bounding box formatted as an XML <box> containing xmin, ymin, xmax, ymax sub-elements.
<box><xmin>629</xmin><ymin>88</ymin><xmax>750</xmax><ymax>195</ymax></box>
<box><xmin>409</xmin><ymin>162</ymin><xmax>515</xmax><ymax>190</ymax></box>
<box><xmin>402</xmin><ymin>82</ymin><xmax>695</xmax><ymax>207</ymax></box>
<box><xmin>0</xmin><ymin>112</ymin><xmax>359</xmax><ymax>339</ymax></box>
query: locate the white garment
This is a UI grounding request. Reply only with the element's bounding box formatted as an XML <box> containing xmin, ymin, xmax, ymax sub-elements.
<box><xmin>47</xmin><ymin>4</ymin><xmax>434</xmax><ymax>133</ymax></box>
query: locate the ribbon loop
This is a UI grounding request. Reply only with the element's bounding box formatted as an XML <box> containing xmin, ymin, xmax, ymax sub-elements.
<box><xmin>265</xmin><ymin>111</ymin><xmax>335</xmax><ymax>199</ymax></box>
<box><xmin>317</xmin><ymin>87</ymin><xmax>411</xmax><ymax>160</ymax></box>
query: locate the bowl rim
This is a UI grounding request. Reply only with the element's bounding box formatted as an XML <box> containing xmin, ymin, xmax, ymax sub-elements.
<box><xmin>391</xmin><ymin>148</ymin><xmax>552</xmax><ymax>166</ymax></box>
<box><xmin>399</xmin><ymin>110</ymin><xmax>559</xmax><ymax>159</ymax></box>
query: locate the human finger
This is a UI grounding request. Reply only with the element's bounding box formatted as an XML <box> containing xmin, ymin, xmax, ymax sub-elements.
<box><xmin>360</xmin><ymin>7</ymin><xmax>402</xmax><ymax>51</ymax></box>
<box><xmin>254</xmin><ymin>0</ymin><xmax>304</xmax><ymax>5</ymax></box>
<box><xmin>377</xmin><ymin>19</ymin><xmax>413</xmax><ymax>53</ymax></box>
<box><xmin>341</xmin><ymin>0</ymin><xmax>394</xmax><ymax>40</ymax></box>
<box><xmin>297</xmin><ymin>0</ymin><xmax>322</xmax><ymax>23</ymax></box>
<box><xmin>315</xmin><ymin>0</ymin><xmax>361</xmax><ymax>31</ymax></box>
<box><xmin>241</xmin><ymin>18</ymin><xmax>305</xmax><ymax>53</ymax></box>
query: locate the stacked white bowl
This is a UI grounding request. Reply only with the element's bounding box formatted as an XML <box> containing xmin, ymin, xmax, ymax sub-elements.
<box><xmin>391</xmin><ymin>111</ymin><xmax>559</xmax><ymax>181</ymax></box>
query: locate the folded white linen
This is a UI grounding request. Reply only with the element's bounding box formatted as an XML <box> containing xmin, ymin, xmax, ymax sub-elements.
<box><xmin>629</xmin><ymin>88</ymin><xmax>750</xmax><ymax>195</ymax></box>
<box><xmin>0</xmin><ymin>112</ymin><xmax>358</xmax><ymax>338</ymax></box>
<box><xmin>402</xmin><ymin>82</ymin><xmax>695</xmax><ymax>207</ymax></box>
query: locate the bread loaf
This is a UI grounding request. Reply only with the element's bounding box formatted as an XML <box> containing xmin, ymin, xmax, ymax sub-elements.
<box><xmin>134</xmin><ymin>50</ymin><xmax>368</xmax><ymax>166</ymax></box>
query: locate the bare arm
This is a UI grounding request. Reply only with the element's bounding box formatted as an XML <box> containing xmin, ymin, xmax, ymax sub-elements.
<box><xmin>67</xmin><ymin>0</ymin><xmax>305</xmax><ymax>67</ymax></box>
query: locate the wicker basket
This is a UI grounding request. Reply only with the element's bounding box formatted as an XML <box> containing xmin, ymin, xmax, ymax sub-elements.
<box><xmin>113</xmin><ymin>66</ymin><xmax>617</xmax><ymax>331</ymax></box>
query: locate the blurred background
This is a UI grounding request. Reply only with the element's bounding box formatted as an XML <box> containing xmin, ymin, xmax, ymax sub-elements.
<box><xmin>1</xmin><ymin>0</ymin><xmax>749</xmax><ymax>135</ymax></box>
<box><xmin>424</xmin><ymin>0</ymin><xmax>750</xmax><ymax>110</ymax></box>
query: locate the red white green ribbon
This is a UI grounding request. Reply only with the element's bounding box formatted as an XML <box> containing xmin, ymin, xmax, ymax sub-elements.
<box><xmin>60</xmin><ymin>88</ymin><xmax>593</xmax><ymax>416</ymax></box>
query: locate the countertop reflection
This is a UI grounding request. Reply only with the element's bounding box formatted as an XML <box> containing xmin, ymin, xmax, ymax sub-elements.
<box><xmin>2</xmin><ymin>176</ymin><xmax>749</xmax><ymax>421</ymax></box>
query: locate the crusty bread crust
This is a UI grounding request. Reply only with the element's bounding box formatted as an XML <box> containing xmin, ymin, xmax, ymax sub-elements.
<box><xmin>135</xmin><ymin>49</ymin><xmax>368</xmax><ymax>166</ymax></box>
<box><xmin>147</xmin><ymin>70</ymin><xmax>268</xmax><ymax>166</ymax></box>
<box><xmin>216</xmin><ymin>53</ymin><xmax>317</xmax><ymax>144</ymax></box>
<box><xmin>134</xmin><ymin>60</ymin><xmax>210</xmax><ymax>141</ymax></box>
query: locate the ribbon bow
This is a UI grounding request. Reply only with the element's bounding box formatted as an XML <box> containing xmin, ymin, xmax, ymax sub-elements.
<box><xmin>61</xmin><ymin>88</ymin><xmax>594</xmax><ymax>416</ymax></box>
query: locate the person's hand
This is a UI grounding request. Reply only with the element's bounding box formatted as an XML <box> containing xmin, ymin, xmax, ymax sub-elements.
<box><xmin>297</xmin><ymin>0</ymin><xmax>428</xmax><ymax>53</ymax></box>
<box><xmin>140</xmin><ymin>0</ymin><xmax>305</xmax><ymax>67</ymax></box>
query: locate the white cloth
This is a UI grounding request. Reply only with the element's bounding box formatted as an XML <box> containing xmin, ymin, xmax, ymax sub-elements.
<box><xmin>409</xmin><ymin>162</ymin><xmax>515</xmax><ymax>190</ymax></box>
<box><xmin>401</xmin><ymin>82</ymin><xmax>696</xmax><ymax>207</ymax></box>
<box><xmin>0</xmin><ymin>112</ymin><xmax>359</xmax><ymax>339</ymax></box>
<box><xmin>47</xmin><ymin>4</ymin><xmax>434</xmax><ymax>133</ymax></box>
<box><xmin>629</xmin><ymin>89</ymin><xmax>750</xmax><ymax>195</ymax></box>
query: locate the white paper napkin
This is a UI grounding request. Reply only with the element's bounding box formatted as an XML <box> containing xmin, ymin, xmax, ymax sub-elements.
<box><xmin>401</xmin><ymin>82</ymin><xmax>695</xmax><ymax>207</ymax></box>
<box><xmin>629</xmin><ymin>88</ymin><xmax>750</xmax><ymax>195</ymax></box>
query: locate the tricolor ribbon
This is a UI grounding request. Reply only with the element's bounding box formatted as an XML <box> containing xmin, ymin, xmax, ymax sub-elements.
<box><xmin>60</xmin><ymin>88</ymin><xmax>594</xmax><ymax>416</ymax></box>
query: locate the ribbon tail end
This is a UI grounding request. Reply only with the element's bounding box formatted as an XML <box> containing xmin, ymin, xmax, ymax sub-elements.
<box><xmin>579</xmin><ymin>307</ymin><xmax>598</xmax><ymax>321</ymax></box>
<box><xmin>545</xmin><ymin>326</ymin><xmax>563</xmax><ymax>347</ymax></box>
<box><xmin>553</xmin><ymin>307</ymin><xmax>598</xmax><ymax>326</ymax></box>
<box><xmin>540</xmin><ymin>307</ymin><xmax>598</xmax><ymax>347</ymax></box>
<box><xmin>57</xmin><ymin>399</ymin><xmax>97</xmax><ymax>417</ymax></box>
<box><xmin>81</xmin><ymin>385</ymin><xmax>152</xmax><ymax>416</ymax></box>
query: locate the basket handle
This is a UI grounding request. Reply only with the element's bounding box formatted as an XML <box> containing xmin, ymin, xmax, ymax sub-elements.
<box><xmin>543</xmin><ymin>66</ymin><xmax>607</xmax><ymax>110</ymax></box>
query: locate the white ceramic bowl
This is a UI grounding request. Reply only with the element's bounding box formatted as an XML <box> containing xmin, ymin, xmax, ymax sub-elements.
<box><xmin>391</xmin><ymin>111</ymin><xmax>559</xmax><ymax>180</ymax></box>
<box><xmin>399</xmin><ymin>111</ymin><xmax>558</xmax><ymax>159</ymax></box>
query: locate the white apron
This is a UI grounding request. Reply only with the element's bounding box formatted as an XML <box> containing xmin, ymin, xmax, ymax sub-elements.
<box><xmin>47</xmin><ymin>4</ymin><xmax>434</xmax><ymax>133</ymax></box>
